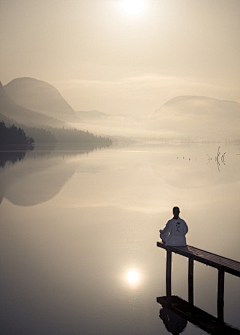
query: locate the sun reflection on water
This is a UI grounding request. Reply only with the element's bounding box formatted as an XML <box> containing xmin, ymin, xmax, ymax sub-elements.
<box><xmin>126</xmin><ymin>269</ymin><xmax>139</xmax><ymax>286</ymax></box>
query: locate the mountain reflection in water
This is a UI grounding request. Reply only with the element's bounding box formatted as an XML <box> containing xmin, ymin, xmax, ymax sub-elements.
<box><xmin>0</xmin><ymin>144</ymin><xmax>104</xmax><ymax>206</ymax></box>
<box><xmin>0</xmin><ymin>143</ymin><xmax>239</xmax><ymax>335</ymax></box>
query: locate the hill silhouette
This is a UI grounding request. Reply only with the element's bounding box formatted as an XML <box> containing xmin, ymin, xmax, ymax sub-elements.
<box><xmin>151</xmin><ymin>96</ymin><xmax>240</xmax><ymax>141</ymax></box>
<box><xmin>0</xmin><ymin>81</ymin><xmax>112</xmax><ymax>145</ymax></box>
<box><xmin>4</xmin><ymin>77</ymin><xmax>79</xmax><ymax>123</ymax></box>
<box><xmin>0</xmin><ymin>82</ymin><xmax>67</xmax><ymax>129</ymax></box>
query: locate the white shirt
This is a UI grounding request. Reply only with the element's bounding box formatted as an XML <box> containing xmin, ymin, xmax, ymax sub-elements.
<box><xmin>160</xmin><ymin>217</ymin><xmax>188</xmax><ymax>246</ymax></box>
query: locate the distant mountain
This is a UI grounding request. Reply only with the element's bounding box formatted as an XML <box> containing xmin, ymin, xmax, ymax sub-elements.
<box><xmin>75</xmin><ymin>110</ymin><xmax>110</xmax><ymax>120</ymax></box>
<box><xmin>151</xmin><ymin>96</ymin><xmax>240</xmax><ymax>140</ymax></box>
<box><xmin>0</xmin><ymin>82</ymin><xmax>112</xmax><ymax>145</ymax></box>
<box><xmin>4</xmin><ymin>77</ymin><xmax>79</xmax><ymax>123</ymax></box>
<box><xmin>0</xmin><ymin>81</ymin><xmax>67</xmax><ymax>129</ymax></box>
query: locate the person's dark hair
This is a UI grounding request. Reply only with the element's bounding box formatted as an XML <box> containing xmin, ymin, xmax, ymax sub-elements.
<box><xmin>173</xmin><ymin>206</ymin><xmax>180</xmax><ymax>213</ymax></box>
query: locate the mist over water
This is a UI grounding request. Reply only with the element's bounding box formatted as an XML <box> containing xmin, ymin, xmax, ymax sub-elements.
<box><xmin>1</xmin><ymin>1</ymin><xmax>240</xmax><ymax>333</ymax></box>
<box><xmin>0</xmin><ymin>143</ymin><xmax>240</xmax><ymax>335</ymax></box>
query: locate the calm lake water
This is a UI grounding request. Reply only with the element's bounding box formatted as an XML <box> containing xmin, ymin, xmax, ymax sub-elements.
<box><xmin>0</xmin><ymin>143</ymin><xmax>240</xmax><ymax>335</ymax></box>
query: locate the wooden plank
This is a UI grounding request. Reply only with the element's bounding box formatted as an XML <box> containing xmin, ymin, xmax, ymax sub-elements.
<box><xmin>166</xmin><ymin>249</ymin><xmax>172</xmax><ymax>298</ymax></box>
<box><xmin>217</xmin><ymin>268</ymin><xmax>225</xmax><ymax>321</ymax></box>
<box><xmin>188</xmin><ymin>258</ymin><xmax>194</xmax><ymax>305</ymax></box>
<box><xmin>157</xmin><ymin>295</ymin><xmax>240</xmax><ymax>335</ymax></box>
<box><xmin>157</xmin><ymin>242</ymin><xmax>240</xmax><ymax>277</ymax></box>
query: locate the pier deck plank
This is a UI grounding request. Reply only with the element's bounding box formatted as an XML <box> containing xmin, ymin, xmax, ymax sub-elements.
<box><xmin>157</xmin><ymin>242</ymin><xmax>240</xmax><ymax>277</ymax></box>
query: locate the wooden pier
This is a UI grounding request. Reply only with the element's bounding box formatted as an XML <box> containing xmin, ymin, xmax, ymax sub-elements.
<box><xmin>156</xmin><ymin>242</ymin><xmax>240</xmax><ymax>321</ymax></box>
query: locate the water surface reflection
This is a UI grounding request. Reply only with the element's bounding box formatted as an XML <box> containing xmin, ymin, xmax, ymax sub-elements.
<box><xmin>0</xmin><ymin>143</ymin><xmax>239</xmax><ymax>335</ymax></box>
<box><xmin>158</xmin><ymin>295</ymin><xmax>240</xmax><ymax>335</ymax></box>
<box><xmin>126</xmin><ymin>269</ymin><xmax>140</xmax><ymax>286</ymax></box>
<box><xmin>160</xmin><ymin>305</ymin><xmax>187</xmax><ymax>335</ymax></box>
<box><xmin>0</xmin><ymin>145</ymin><xmax>101</xmax><ymax>206</ymax></box>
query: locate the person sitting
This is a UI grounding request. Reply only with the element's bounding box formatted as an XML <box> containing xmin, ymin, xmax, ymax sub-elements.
<box><xmin>160</xmin><ymin>207</ymin><xmax>188</xmax><ymax>246</ymax></box>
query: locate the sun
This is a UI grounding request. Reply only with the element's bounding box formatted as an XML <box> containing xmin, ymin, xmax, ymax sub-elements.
<box><xmin>123</xmin><ymin>0</ymin><xmax>146</xmax><ymax>16</ymax></box>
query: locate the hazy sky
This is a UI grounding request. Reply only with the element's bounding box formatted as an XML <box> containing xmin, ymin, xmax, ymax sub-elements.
<box><xmin>1</xmin><ymin>0</ymin><xmax>240</xmax><ymax>116</ymax></box>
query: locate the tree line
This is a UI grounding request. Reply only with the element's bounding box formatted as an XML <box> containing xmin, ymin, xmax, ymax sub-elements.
<box><xmin>0</xmin><ymin>120</ymin><xmax>112</xmax><ymax>148</ymax></box>
<box><xmin>0</xmin><ymin>121</ymin><xmax>34</xmax><ymax>148</ymax></box>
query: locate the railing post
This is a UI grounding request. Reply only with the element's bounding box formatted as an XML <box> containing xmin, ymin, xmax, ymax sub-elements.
<box><xmin>188</xmin><ymin>258</ymin><xmax>194</xmax><ymax>305</ymax></box>
<box><xmin>166</xmin><ymin>248</ymin><xmax>172</xmax><ymax>299</ymax></box>
<box><xmin>217</xmin><ymin>267</ymin><xmax>225</xmax><ymax>322</ymax></box>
